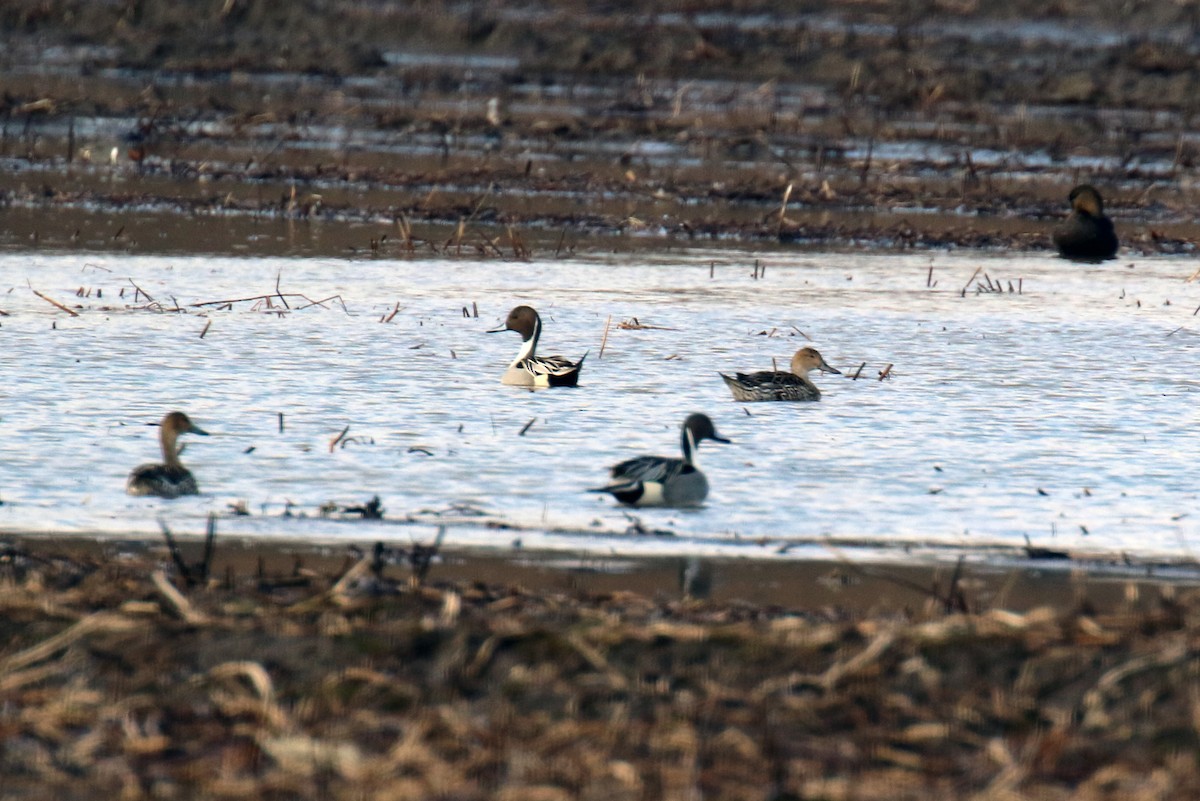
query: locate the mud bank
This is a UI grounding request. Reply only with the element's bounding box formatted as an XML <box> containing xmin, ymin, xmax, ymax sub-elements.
<box><xmin>3</xmin><ymin>0</ymin><xmax>1200</xmax><ymax>257</ymax></box>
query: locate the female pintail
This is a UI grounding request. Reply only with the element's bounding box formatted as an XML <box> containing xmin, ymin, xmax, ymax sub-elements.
<box><xmin>488</xmin><ymin>305</ymin><xmax>586</xmax><ymax>387</ymax></box>
<box><xmin>720</xmin><ymin>346</ymin><xmax>840</xmax><ymax>402</ymax></box>
<box><xmin>589</xmin><ymin>413</ymin><xmax>730</xmax><ymax>507</ymax></box>
<box><xmin>1053</xmin><ymin>184</ymin><xmax>1118</xmax><ymax>262</ymax></box>
<box><xmin>127</xmin><ymin>411</ymin><xmax>209</xmax><ymax>498</ymax></box>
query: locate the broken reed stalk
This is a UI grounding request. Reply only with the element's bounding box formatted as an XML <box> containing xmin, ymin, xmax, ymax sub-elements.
<box><xmin>396</xmin><ymin>214</ymin><xmax>414</xmax><ymax>252</ymax></box>
<box><xmin>127</xmin><ymin>278</ymin><xmax>154</xmax><ymax>302</ymax></box>
<box><xmin>506</xmin><ymin>225</ymin><xmax>529</xmax><ymax>260</ymax></box>
<box><xmin>329</xmin><ymin>425</ymin><xmax>350</xmax><ymax>453</ymax></box>
<box><xmin>201</xmin><ymin>513</ymin><xmax>217</xmax><ymax>584</ymax></box>
<box><xmin>878</xmin><ymin>364</ymin><xmax>893</xmax><ymax>380</ymax></box>
<box><xmin>449</xmin><ymin>218</ymin><xmax>465</xmax><ymax>254</ymax></box>
<box><xmin>158</xmin><ymin>519</ymin><xmax>196</xmax><ymax>586</ymax></box>
<box><xmin>852</xmin><ymin>362</ymin><xmax>866</xmax><ymax>380</ymax></box>
<box><xmin>411</xmin><ymin>526</ymin><xmax>446</xmax><ymax>585</ymax></box>
<box><xmin>776</xmin><ymin>182</ymin><xmax>793</xmax><ymax>236</ymax></box>
<box><xmin>274</xmin><ymin>269</ymin><xmax>290</xmax><ymax>309</ymax></box>
<box><xmin>29</xmin><ymin>286</ymin><xmax>79</xmax><ymax>316</ymax></box>
<box><xmin>0</xmin><ymin>611</ymin><xmax>142</xmax><ymax>675</ymax></box>
<box><xmin>599</xmin><ymin>314</ymin><xmax>613</xmax><ymax>359</ymax></box>
<box><xmin>199</xmin><ymin>320</ymin><xmax>211</xmax><ymax>338</ymax></box>
<box><xmin>151</xmin><ymin>570</ymin><xmax>209</xmax><ymax>625</ymax></box>
<box><xmin>960</xmin><ymin>266</ymin><xmax>982</xmax><ymax>297</ymax></box>
<box><xmin>192</xmin><ymin>292</ymin><xmax>343</xmax><ymax>311</ymax></box>
<box><xmin>518</xmin><ymin>418</ymin><xmax>536</xmax><ymax>436</ymax></box>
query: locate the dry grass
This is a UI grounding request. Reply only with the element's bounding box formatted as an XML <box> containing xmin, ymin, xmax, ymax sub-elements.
<box><xmin>1</xmin><ymin>541</ymin><xmax>1199</xmax><ymax>799</ymax></box>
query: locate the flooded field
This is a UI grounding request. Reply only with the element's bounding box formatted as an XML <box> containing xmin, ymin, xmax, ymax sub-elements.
<box><xmin>2</xmin><ymin>248</ymin><xmax>1199</xmax><ymax>568</ymax></box>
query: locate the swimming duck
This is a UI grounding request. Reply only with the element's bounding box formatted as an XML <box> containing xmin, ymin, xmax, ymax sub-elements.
<box><xmin>720</xmin><ymin>346</ymin><xmax>840</xmax><ymax>402</ymax></box>
<box><xmin>127</xmin><ymin>411</ymin><xmax>209</xmax><ymax>498</ymax></box>
<box><xmin>1053</xmin><ymin>184</ymin><xmax>1118</xmax><ymax>262</ymax></box>
<box><xmin>488</xmin><ymin>305</ymin><xmax>586</xmax><ymax>387</ymax></box>
<box><xmin>589</xmin><ymin>413</ymin><xmax>730</xmax><ymax>507</ymax></box>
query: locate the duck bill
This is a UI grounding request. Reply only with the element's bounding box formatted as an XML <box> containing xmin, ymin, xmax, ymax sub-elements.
<box><xmin>711</xmin><ymin>434</ymin><xmax>732</xmax><ymax>444</ymax></box>
<box><xmin>190</xmin><ymin>424</ymin><xmax>210</xmax><ymax>436</ymax></box>
<box><xmin>818</xmin><ymin>360</ymin><xmax>842</xmax><ymax>375</ymax></box>
<box><xmin>486</xmin><ymin>324</ymin><xmax>509</xmax><ymax>334</ymax></box>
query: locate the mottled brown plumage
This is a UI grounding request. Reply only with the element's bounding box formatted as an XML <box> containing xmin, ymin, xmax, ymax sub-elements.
<box><xmin>127</xmin><ymin>411</ymin><xmax>209</xmax><ymax>498</ymax></box>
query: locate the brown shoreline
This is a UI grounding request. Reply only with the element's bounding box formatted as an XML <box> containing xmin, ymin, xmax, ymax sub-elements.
<box><xmin>6</xmin><ymin>532</ymin><xmax>1197</xmax><ymax>616</ymax></box>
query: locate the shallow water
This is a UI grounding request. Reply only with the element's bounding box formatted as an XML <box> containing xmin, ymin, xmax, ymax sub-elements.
<box><xmin>1</xmin><ymin>249</ymin><xmax>1199</xmax><ymax>565</ymax></box>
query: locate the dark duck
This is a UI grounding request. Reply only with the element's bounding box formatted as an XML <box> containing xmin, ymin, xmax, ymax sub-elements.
<box><xmin>1053</xmin><ymin>184</ymin><xmax>1118</xmax><ymax>262</ymax></box>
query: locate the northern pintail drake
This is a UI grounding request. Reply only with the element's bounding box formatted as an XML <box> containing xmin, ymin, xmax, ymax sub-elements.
<box><xmin>589</xmin><ymin>413</ymin><xmax>730</xmax><ymax>507</ymax></box>
<box><xmin>720</xmin><ymin>346</ymin><xmax>840</xmax><ymax>402</ymax></box>
<box><xmin>488</xmin><ymin>305</ymin><xmax>586</xmax><ymax>387</ymax></box>
<box><xmin>1053</xmin><ymin>184</ymin><xmax>1118</xmax><ymax>262</ymax></box>
<box><xmin>127</xmin><ymin>411</ymin><xmax>209</xmax><ymax>498</ymax></box>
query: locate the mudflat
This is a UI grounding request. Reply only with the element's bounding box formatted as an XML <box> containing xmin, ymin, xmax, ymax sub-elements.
<box><xmin>2</xmin><ymin>0</ymin><xmax>1199</xmax><ymax>257</ymax></box>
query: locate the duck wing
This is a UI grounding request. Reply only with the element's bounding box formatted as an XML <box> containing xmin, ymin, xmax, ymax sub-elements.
<box><xmin>721</xmin><ymin>370</ymin><xmax>817</xmax><ymax>401</ymax></box>
<box><xmin>609</xmin><ymin>454</ymin><xmax>688</xmax><ymax>484</ymax></box>
<box><xmin>517</xmin><ymin>351</ymin><xmax>587</xmax><ymax>387</ymax></box>
<box><xmin>127</xmin><ymin>463</ymin><xmax>199</xmax><ymax>499</ymax></box>
<box><xmin>733</xmin><ymin>370</ymin><xmax>801</xmax><ymax>388</ymax></box>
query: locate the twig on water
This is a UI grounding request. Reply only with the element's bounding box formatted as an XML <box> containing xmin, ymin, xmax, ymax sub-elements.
<box><xmin>518</xmin><ymin>418</ymin><xmax>536</xmax><ymax>436</ymax></box>
<box><xmin>274</xmin><ymin>269</ymin><xmax>290</xmax><ymax>309</ymax></box>
<box><xmin>851</xmin><ymin>362</ymin><xmax>866</xmax><ymax>380</ymax></box>
<box><xmin>127</xmin><ymin>278</ymin><xmax>154</xmax><ymax>303</ymax></box>
<box><xmin>329</xmin><ymin>425</ymin><xmax>350</xmax><ymax>453</ymax></box>
<box><xmin>960</xmin><ymin>266</ymin><xmax>982</xmax><ymax>297</ymax></box>
<box><xmin>599</xmin><ymin>314</ymin><xmax>613</xmax><ymax>359</ymax></box>
<box><xmin>617</xmin><ymin>317</ymin><xmax>676</xmax><ymax>331</ymax></box>
<box><xmin>199</xmin><ymin>320</ymin><xmax>211</xmax><ymax>338</ymax></box>
<box><xmin>878</xmin><ymin>364</ymin><xmax>893</xmax><ymax>381</ymax></box>
<box><xmin>29</xmin><ymin>283</ymin><xmax>79</xmax><ymax>316</ymax></box>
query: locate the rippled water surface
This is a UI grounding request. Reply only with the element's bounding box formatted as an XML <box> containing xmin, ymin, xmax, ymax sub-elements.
<box><xmin>2</xmin><ymin>249</ymin><xmax>1199</xmax><ymax>565</ymax></box>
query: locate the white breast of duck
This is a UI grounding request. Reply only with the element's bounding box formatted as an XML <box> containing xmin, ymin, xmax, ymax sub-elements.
<box><xmin>720</xmin><ymin>346</ymin><xmax>840</xmax><ymax>402</ymax></box>
<box><xmin>590</xmin><ymin>413</ymin><xmax>729</xmax><ymax>508</ymax></box>
<box><xmin>489</xmin><ymin>305</ymin><xmax>586</xmax><ymax>388</ymax></box>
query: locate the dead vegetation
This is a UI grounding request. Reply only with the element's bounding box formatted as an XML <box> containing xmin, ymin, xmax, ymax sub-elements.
<box><xmin>1</xmin><ymin>540</ymin><xmax>1200</xmax><ymax>799</ymax></box>
<box><xmin>4</xmin><ymin>1</ymin><xmax>1200</xmax><ymax>256</ymax></box>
